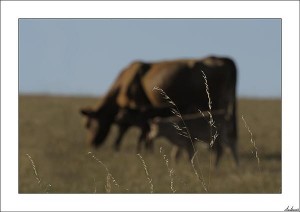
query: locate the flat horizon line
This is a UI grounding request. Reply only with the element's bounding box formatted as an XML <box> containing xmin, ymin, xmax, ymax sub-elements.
<box><xmin>19</xmin><ymin>92</ymin><xmax>282</xmax><ymax>100</ymax></box>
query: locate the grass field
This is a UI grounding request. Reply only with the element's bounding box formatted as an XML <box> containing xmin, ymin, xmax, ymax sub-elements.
<box><xmin>19</xmin><ymin>95</ymin><xmax>281</xmax><ymax>193</ymax></box>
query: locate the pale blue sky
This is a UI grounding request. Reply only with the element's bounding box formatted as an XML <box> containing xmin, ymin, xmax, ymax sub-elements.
<box><xmin>19</xmin><ymin>19</ymin><xmax>281</xmax><ymax>98</ymax></box>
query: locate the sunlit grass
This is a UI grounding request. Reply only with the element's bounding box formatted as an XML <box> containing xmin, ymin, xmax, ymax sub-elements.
<box><xmin>19</xmin><ymin>95</ymin><xmax>281</xmax><ymax>193</ymax></box>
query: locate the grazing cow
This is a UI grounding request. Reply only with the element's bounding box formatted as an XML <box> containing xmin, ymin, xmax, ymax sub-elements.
<box><xmin>147</xmin><ymin>110</ymin><xmax>235</xmax><ymax>166</ymax></box>
<box><xmin>80</xmin><ymin>56</ymin><xmax>238</xmax><ymax>164</ymax></box>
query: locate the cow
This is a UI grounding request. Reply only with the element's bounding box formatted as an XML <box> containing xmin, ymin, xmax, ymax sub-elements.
<box><xmin>147</xmin><ymin>110</ymin><xmax>235</xmax><ymax>166</ymax></box>
<box><xmin>80</xmin><ymin>56</ymin><xmax>238</xmax><ymax>164</ymax></box>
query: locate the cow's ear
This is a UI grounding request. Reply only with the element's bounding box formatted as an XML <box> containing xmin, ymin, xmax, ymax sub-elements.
<box><xmin>80</xmin><ymin>108</ymin><xmax>98</xmax><ymax>118</ymax></box>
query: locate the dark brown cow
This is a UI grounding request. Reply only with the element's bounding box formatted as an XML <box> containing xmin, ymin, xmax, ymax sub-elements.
<box><xmin>80</xmin><ymin>56</ymin><xmax>238</xmax><ymax>164</ymax></box>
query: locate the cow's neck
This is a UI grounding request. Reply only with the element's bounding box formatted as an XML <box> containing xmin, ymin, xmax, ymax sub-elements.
<box><xmin>97</xmin><ymin>88</ymin><xmax>120</xmax><ymax>118</ymax></box>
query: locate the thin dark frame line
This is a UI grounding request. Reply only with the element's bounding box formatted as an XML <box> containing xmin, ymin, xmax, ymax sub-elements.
<box><xmin>17</xmin><ymin>18</ymin><xmax>282</xmax><ymax>195</ymax></box>
<box><xmin>3</xmin><ymin>0</ymin><xmax>300</xmax><ymax>1</ymax></box>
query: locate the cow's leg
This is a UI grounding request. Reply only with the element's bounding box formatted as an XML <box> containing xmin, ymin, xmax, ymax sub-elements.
<box><xmin>139</xmin><ymin>123</ymin><xmax>152</xmax><ymax>153</ymax></box>
<box><xmin>171</xmin><ymin>146</ymin><xmax>182</xmax><ymax>162</ymax></box>
<box><xmin>229</xmin><ymin>141</ymin><xmax>239</xmax><ymax>166</ymax></box>
<box><xmin>214</xmin><ymin>143</ymin><xmax>223</xmax><ymax>167</ymax></box>
<box><xmin>114</xmin><ymin>124</ymin><xmax>130</xmax><ymax>151</ymax></box>
<box><xmin>226</xmin><ymin>120</ymin><xmax>239</xmax><ymax>166</ymax></box>
<box><xmin>136</xmin><ymin>123</ymin><xmax>149</xmax><ymax>153</ymax></box>
<box><xmin>187</xmin><ymin>144</ymin><xmax>196</xmax><ymax>162</ymax></box>
<box><xmin>228</xmin><ymin>99</ymin><xmax>239</xmax><ymax>166</ymax></box>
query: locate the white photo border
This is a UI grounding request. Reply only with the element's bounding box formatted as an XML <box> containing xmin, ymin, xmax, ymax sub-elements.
<box><xmin>1</xmin><ymin>1</ymin><xmax>299</xmax><ymax>211</ymax></box>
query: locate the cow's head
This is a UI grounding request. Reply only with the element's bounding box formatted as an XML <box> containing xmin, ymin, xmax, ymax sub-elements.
<box><xmin>80</xmin><ymin>107</ymin><xmax>113</xmax><ymax>148</ymax></box>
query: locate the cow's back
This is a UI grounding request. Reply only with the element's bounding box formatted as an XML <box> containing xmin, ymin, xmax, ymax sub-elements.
<box><xmin>109</xmin><ymin>56</ymin><xmax>237</xmax><ymax>118</ymax></box>
<box><xmin>141</xmin><ymin>56</ymin><xmax>237</xmax><ymax>113</ymax></box>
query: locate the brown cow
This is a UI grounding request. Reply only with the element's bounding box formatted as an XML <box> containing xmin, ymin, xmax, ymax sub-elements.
<box><xmin>80</xmin><ymin>56</ymin><xmax>238</xmax><ymax>164</ymax></box>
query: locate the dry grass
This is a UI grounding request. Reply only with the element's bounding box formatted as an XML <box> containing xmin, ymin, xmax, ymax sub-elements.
<box><xmin>19</xmin><ymin>95</ymin><xmax>281</xmax><ymax>193</ymax></box>
<box><xmin>87</xmin><ymin>151</ymin><xmax>120</xmax><ymax>193</ymax></box>
<box><xmin>159</xmin><ymin>147</ymin><xmax>176</xmax><ymax>193</ymax></box>
<box><xmin>25</xmin><ymin>154</ymin><xmax>52</xmax><ymax>193</ymax></box>
<box><xmin>153</xmin><ymin>86</ymin><xmax>208</xmax><ymax>191</ymax></box>
<box><xmin>241</xmin><ymin>115</ymin><xmax>261</xmax><ymax>171</ymax></box>
<box><xmin>137</xmin><ymin>153</ymin><xmax>154</xmax><ymax>193</ymax></box>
